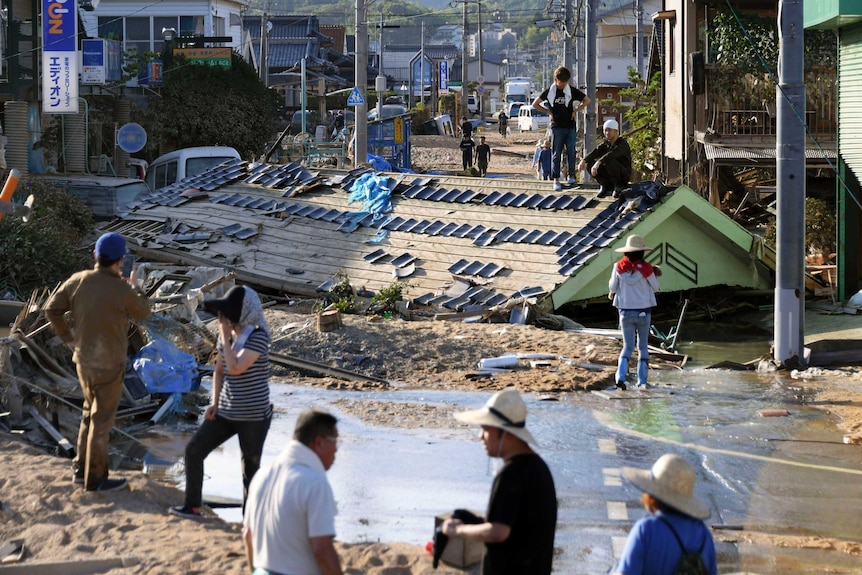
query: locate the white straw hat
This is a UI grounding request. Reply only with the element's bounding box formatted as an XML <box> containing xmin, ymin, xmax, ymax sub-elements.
<box><xmin>454</xmin><ymin>389</ymin><xmax>538</xmax><ymax>446</ymax></box>
<box><xmin>622</xmin><ymin>454</ymin><xmax>710</xmax><ymax>519</ymax></box>
<box><xmin>615</xmin><ymin>234</ymin><xmax>653</xmax><ymax>253</ymax></box>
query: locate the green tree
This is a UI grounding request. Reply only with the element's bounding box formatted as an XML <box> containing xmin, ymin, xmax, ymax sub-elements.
<box><xmin>616</xmin><ymin>67</ymin><xmax>660</xmax><ymax>180</ymax></box>
<box><xmin>0</xmin><ymin>180</ymin><xmax>94</xmax><ymax>298</ymax></box>
<box><xmin>146</xmin><ymin>53</ymin><xmax>279</xmax><ymax>159</ymax></box>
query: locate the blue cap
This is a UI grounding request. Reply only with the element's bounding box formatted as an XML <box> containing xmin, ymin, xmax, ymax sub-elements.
<box><xmin>95</xmin><ymin>232</ymin><xmax>126</xmax><ymax>262</ymax></box>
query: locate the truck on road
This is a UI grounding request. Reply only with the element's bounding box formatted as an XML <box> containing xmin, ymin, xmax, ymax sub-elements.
<box><xmin>504</xmin><ymin>77</ymin><xmax>532</xmax><ymax>105</ymax></box>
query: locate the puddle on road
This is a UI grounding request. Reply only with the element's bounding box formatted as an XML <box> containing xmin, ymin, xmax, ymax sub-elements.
<box><xmin>134</xmin><ymin>339</ymin><xmax>862</xmax><ymax>574</ymax></box>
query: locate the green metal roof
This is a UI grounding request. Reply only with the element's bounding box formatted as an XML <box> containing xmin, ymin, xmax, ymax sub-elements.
<box><xmin>805</xmin><ymin>1</ymin><xmax>862</xmax><ymax>30</ymax></box>
<box><xmin>550</xmin><ymin>186</ymin><xmax>773</xmax><ymax>308</ymax></box>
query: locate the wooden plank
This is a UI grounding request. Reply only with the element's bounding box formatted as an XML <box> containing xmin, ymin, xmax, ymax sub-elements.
<box><xmin>26</xmin><ymin>405</ymin><xmax>74</xmax><ymax>455</ymax></box>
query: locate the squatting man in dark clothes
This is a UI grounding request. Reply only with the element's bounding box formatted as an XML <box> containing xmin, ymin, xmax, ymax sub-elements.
<box><xmin>579</xmin><ymin>118</ymin><xmax>632</xmax><ymax>198</ymax></box>
<box><xmin>46</xmin><ymin>232</ymin><xmax>151</xmax><ymax>492</ymax></box>
<box><xmin>442</xmin><ymin>388</ymin><xmax>557</xmax><ymax>575</ymax></box>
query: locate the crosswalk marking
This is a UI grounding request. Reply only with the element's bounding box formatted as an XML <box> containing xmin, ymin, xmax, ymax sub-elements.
<box><xmin>611</xmin><ymin>535</ymin><xmax>628</xmax><ymax>558</ymax></box>
<box><xmin>598</xmin><ymin>438</ymin><xmax>617</xmax><ymax>454</ymax></box>
<box><xmin>603</xmin><ymin>467</ymin><xmax>622</xmax><ymax>486</ymax></box>
<box><xmin>607</xmin><ymin>501</ymin><xmax>628</xmax><ymax>521</ymax></box>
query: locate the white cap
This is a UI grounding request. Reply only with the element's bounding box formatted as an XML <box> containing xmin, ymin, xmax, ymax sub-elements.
<box><xmin>603</xmin><ymin>119</ymin><xmax>619</xmax><ymax>131</ymax></box>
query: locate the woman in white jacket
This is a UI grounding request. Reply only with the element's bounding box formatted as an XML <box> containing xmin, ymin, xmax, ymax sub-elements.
<box><xmin>609</xmin><ymin>235</ymin><xmax>661</xmax><ymax>390</ymax></box>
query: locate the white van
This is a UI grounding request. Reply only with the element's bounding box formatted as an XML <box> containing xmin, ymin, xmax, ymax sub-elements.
<box><xmin>518</xmin><ymin>105</ymin><xmax>550</xmax><ymax>132</ymax></box>
<box><xmin>146</xmin><ymin>146</ymin><xmax>241</xmax><ymax>191</ymax></box>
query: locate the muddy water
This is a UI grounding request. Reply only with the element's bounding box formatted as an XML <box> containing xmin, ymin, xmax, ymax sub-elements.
<box><xmin>139</xmin><ymin>343</ymin><xmax>862</xmax><ymax>574</ymax></box>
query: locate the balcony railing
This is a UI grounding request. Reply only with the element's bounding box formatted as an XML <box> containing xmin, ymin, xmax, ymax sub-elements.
<box><xmin>700</xmin><ymin>65</ymin><xmax>836</xmax><ymax>138</ymax></box>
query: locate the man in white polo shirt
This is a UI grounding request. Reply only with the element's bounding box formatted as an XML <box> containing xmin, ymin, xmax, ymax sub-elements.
<box><xmin>243</xmin><ymin>409</ymin><xmax>343</xmax><ymax>575</ymax></box>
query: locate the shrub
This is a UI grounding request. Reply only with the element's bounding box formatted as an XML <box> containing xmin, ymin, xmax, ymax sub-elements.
<box><xmin>0</xmin><ymin>178</ymin><xmax>94</xmax><ymax>298</ymax></box>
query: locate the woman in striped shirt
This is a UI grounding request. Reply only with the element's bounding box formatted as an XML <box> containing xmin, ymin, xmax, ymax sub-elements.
<box><xmin>170</xmin><ymin>285</ymin><xmax>273</xmax><ymax>520</ymax></box>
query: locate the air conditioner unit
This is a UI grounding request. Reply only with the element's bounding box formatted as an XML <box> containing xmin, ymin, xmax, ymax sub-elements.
<box><xmin>601</xmin><ymin>108</ymin><xmax>607</xmax><ymax>114</ymax></box>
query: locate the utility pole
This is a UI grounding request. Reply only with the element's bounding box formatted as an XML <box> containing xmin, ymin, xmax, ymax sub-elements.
<box><xmin>773</xmin><ymin>0</ymin><xmax>806</xmax><ymax>366</ymax></box>
<box><xmin>635</xmin><ymin>0</ymin><xmax>643</xmax><ymax>80</ymax></box>
<box><xmin>563</xmin><ymin>0</ymin><xmax>573</xmax><ymax>71</ymax></box>
<box><xmin>376</xmin><ymin>12</ymin><xmax>385</xmax><ymax>121</ymax></box>
<box><xmin>460</xmin><ymin>2</ymin><xmax>468</xmax><ymax>115</ymax></box>
<box><xmin>477</xmin><ymin>1</ymin><xmax>484</xmax><ymax>120</ymax></box>
<box><xmin>259</xmin><ymin>3</ymin><xmax>268</xmax><ymax>84</ymax></box>
<box><xmin>584</xmin><ymin>0</ymin><xmax>597</xmax><ymax>161</ymax></box>
<box><xmin>355</xmin><ymin>0</ymin><xmax>368</xmax><ymax>167</ymax></box>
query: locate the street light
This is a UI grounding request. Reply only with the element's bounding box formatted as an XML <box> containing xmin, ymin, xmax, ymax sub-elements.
<box><xmin>400</xmin><ymin>83</ymin><xmax>408</xmax><ymax>105</ymax></box>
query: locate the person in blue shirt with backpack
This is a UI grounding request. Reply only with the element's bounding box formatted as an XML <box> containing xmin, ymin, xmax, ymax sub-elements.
<box><xmin>612</xmin><ymin>453</ymin><xmax>718</xmax><ymax>575</ymax></box>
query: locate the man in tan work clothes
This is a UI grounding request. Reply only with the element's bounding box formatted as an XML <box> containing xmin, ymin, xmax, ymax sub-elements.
<box><xmin>46</xmin><ymin>232</ymin><xmax>151</xmax><ymax>492</ymax></box>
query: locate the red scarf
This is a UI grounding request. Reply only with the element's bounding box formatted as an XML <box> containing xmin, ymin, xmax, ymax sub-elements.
<box><xmin>616</xmin><ymin>255</ymin><xmax>654</xmax><ymax>277</ymax></box>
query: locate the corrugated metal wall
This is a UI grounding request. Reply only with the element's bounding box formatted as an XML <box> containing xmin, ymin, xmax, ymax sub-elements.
<box><xmin>839</xmin><ymin>24</ymin><xmax>862</xmax><ymax>179</ymax></box>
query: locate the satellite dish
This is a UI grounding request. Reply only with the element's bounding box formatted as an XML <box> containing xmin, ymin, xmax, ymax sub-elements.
<box><xmin>266</xmin><ymin>21</ymin><xmax>273</xmax><ymax>33</ymax></box>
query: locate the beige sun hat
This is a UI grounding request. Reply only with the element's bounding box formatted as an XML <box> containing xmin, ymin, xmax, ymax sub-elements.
<box><xmin>454</xmin><ymin>389</ymin><xmax>538</xmax><ymax>446</ymax></box>
<box><xmin>622</xmin><ymin>454</ymin><xmax>710</xmax><ymax>519</ymax></box>
<box><xmin>615</xmin><ymin>234</ymin><xmax>653</xmax><ymax>253</ymax></box>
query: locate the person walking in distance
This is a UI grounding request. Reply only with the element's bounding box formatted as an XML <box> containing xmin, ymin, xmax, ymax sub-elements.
<box><xmin>612</xmin><ymin>454</ymin><xmax>717</xmax><ymax>575</ymax></box>
<box><xmin>243</xmin><ymin>409</ymin><xmax>344</xmax><ymax>575</ymax></box>
<box><xmin>45</xmin><ymin>232</ymin><xmax>151</xmax><ymax>492</ymax></box>
<box><xmin>170</xmin><ymin>285</ymin><xmax>273</xmax><ymax>519</ymax></box>
<box><xmin>498</xmin><ymin>110</ymin><xmax>508</xmax><ymax>138</ymax></box>
<box><xmin>460</xmin><ymin>116</ymin><xmax>473</xmax><ymax>139</ymax></box>
<box><xmin>608</xmin><ymin>235</ymin><xmax>661</xmax><ymax>390</ymax></box>
<box><xmin>441</xmin><ymin>389</ymin><xmax>557</xmax><ymax>575</ymax></box>
<box><xmin>532</xmin><ymin>66</ymin><xmax>590</xmax><ymax>192</ymax></box>
<box><xmin>475</xmin><ymin>136</ymin><xmax>492</xmax><ymax>176</ymax></box>
<box><xmin>459</xmin><ymin>133</ymin><xmax>476</xmax><ymax>171</ymax></box>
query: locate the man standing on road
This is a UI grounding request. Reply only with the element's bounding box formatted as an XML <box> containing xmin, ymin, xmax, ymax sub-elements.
<box><xmin>475</xmin><ymin>136</ymin><xmax>492</xmax><ymax>176</ymax></box>
<box><xmin>46</xmin><ymin>232</ymin><xmax>151</xmax><ymax>492</ymax></box>
<box><xmin>442</xmin><ymin>389</ymin><xmax>557</xmax><ymax>575</ymax></box>
<box><xmin>243</xmin><ymin>409</ymin><xmax>344</xmax><ymax>575</ymax></box>
<box><xmin>498</xmin><ymin>111</ymin><xmax>508</xmax><ymax>138</ymax></box>
<box><xmin>459</xmin><ymin>133</ymin><xmax>476</xmax><ymax>171</ymax></box>
<box><xmin>533</xmin><ymin>66</ymin><xmax>590</xmax><ymax>192</ymax></box>
<box><xmin>460</xmin><ymin>116</ymin><xmax>473</xmax><ymax>139</ymax></box>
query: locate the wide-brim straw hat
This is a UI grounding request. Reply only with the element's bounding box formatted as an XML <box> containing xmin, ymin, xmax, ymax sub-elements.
<box><xmin>454</xmin><ymin>389</ymin><xmax>538</xmax><ymax>446</ymax></box>
<box><xmin>615</xmin><ymin>234</ymin><xmax>653</xmax><ymax>253</ymax></box>
<box><xmin>622</xmin><ymin>454</ymin><xmax>710</xmax><ymax>519</ymax></box>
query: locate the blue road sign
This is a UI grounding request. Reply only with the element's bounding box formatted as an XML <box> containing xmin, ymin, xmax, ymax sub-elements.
<box><xmin>117</xmin><ymin>123</ymin><xmax>147</xmax><ymax>153</ymax></box>
<box><xmin>347</xmin><ymin>87</ymin><xmax>365</xmax><ymax>106</ymax></box>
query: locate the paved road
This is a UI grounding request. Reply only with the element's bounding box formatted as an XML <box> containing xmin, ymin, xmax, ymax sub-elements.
<box><xmin>154</xmin><ymin>371</ymin><xmax>862</xmax><ymax>574</ymax></box>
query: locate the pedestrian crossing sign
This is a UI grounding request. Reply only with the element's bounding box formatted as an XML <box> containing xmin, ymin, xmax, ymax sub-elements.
<box><xmin>347</xmin><ymin>87</ymin><xmax>365</xmax><ymax>106</ymax></box>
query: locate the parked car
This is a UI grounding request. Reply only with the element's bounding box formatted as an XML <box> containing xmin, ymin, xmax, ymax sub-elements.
<box><xmin>467</xmin><ymin>94</ymin><xmax>481</xmax><ymax>116</ymax></box>
<box><xmin>518</xmin><ymin>105</ymin><xmax>550</xmax><ymax>132</ymax></box>
<box><xmin>35</xmin><ymin>174</ymin><xmax>149</xmax><ymax>221</ymax></box>
<box><xmin>290</xmin><ymin>110</ymin><xmax>320</xmax><ymax>133</ymax></box>
<box><xmin>146</xmin><ymin>146</ymin><xmax>241</xmax><ymax>192</ymax></box>
<box><xmin>367</xmin><ymin>104</ymin><xmax>408</xmax><ymax>121</ymax></box>
<box><xmin>504</xmin><ymin>101</ymin><xmax>525</xmax><ymax>120</ymax></box>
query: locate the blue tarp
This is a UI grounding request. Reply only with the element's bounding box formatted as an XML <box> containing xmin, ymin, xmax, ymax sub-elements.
<box><xmin>133</xmin><ymin>334</ymin><xmax>198</xmax><ymax>394</ymax></box>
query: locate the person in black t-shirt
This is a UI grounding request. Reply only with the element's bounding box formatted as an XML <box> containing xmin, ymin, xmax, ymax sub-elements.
<box><xmin>475</xmin><ymin>136</ymin><xmax>491</xmax><ymax>176</ymax></box>
<box><xmin>533</xmin><ymin>66</ymin><xmax>590</xmax><ymax>191</ymax></box>
<box><xmin>442</xmin><ymin>389</ymin><xmax>557</xmax><ymax>575</ymax></box>
<box><xmin>459</xmin><ymin>134</ymin><xmax>476</xmax><ymax>170</ymax></box>
<box><xmin>460</xmin><ymin>117</ymin><xmax>473</xmax><ymax>138</ymax></box>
